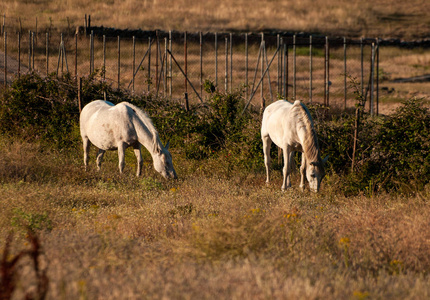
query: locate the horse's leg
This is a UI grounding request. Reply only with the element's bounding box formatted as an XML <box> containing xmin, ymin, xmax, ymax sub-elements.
<box><xmin>96</xmin><ymin>149</ymin><xmax>105</xmax><ymax>171</ymax></box>
<box><xmin>286</xmin><ymin>151</ymin><xmax>294</xmax><ymax>188</ymax></box>
<box><xmin>281</xmin><ymin>146</ymin><xmax>292</xmax><ymax>191</ymax></box>
<box><xmin>299</xmin><ymin>153</ymin><xmax>306</xmax><ymax>191</ymax></box>
<box><xmin>117</xmin><ymin>143</ymin><xmax>127</xmax><ymax>174</ymax></box>
<box><xmin>262</xmin><ymin>135</ymin><xmax>272</xmax><ymax>185</ymax></box>
<box><xmin>133</xmin><ymin>144</ymin><xmax>143</xmax><ymax>177</ymax></box>
<box><xmin>82</xmin><ymin>137</ymin><xmax>90</xmax><ymax>171</ymax></box>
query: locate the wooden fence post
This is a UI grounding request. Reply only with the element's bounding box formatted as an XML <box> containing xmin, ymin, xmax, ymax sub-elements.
<box><xmin>164</xmin><ymin>37</ymin><xmax>168</xmax><ymax>95</ymax></box>
<box><xmin>45</xmin><ymin>32</ymin><xmax>49</xmax><ymax>76</ymax></box>
<box><xmin>183</xmin><ymin>32</ymin><xmax>187</xmax><ymax>94</ymax></box>
<box><xmin>169</xmin><ymin>30</ymin><xmax>172</xmax><ymax>98</ymax></box>
<box><xmin>4</xmin><ymin>31</ymin><xmax>6</xmax><ymax>87</ymax></box>
<box><xmin>78</xmin><ymin>77</ymin><xmax>82</xmax><ymax>113</ymax></box>
<box><xmin>261</xmin><ymin>33</ymin><xmax>264</xmax><ymax>107</ymax></box>
<box><xmin>35</xmin><ymin>17</ymin><xmax>38</xmax><ymax>45</ymax></box>
<box><xmin>28</xmin><ymin>31</ymin><xmax>31</xmax><ymax>71</ymax></box>
<box><xmin>215</xmin><ymin>32</ymin><xmax>218</xmax><ymax>88</ymax></box>
<box><xmin>18</xmin><ymin>31</ymin><xmax>21</xmax><ymax>78</ymax></box>
<box><xmin>74</xmin><ymin>33</ymin><xmax>77</xmax><ymax>78</ymax></box>
<box><xmin>200</xmin><ymin>32</ymin><xmax>203</xmax><ymax>95</ymax></box>
<box><xmin>184</xmin><ymin>92</ymin><xmax>189</xmax><ymax>111</ymax></box>
<box><xmin>376</xmin><ymin>38</ymin><xmax>380</xmax><ymax>116</ymax></box>
<box><xmin>132</xmin><ymin>36</ymin><xmax>135</xmax><ymax>93</ymax></box>
<box><xmin>89</xmin><ymin>31</ymin><xmax>93</xmax><ymax>74</ymax></box>
<box><xmin>245</xmin><ymin>33</ymin><xmax>248</xmax><ymax>100</ymax></box>
<box><xmin>280</xmin><ymin>37</ymin><xmax>283</xmax><ymax>98</ymax></box>
<box><xmin>360</xmin><ymin>38</ymin><xmax>364</xmax><ymax>97</ymax></box>
<box><xmin>293</xmin><ymin>34</ymin><xmax>296</xmax><ymax>100</ymax></box>
<box><xmin>1</xmin><ymin>14</ymin><xmax>4</xmax><ymax>36</ymax></box>
<box><xmin>344</xmin><ymin>37</ymin><xmax>347</xmax><ymax>110</ymax></box>
<box><xmin>277</xmin><ymin>34</ymin><xmax>280</xmax><ymax>95</ymax></box>
<box><xmin>103</xmin><ymin>35</ymin><xmax>106</xmax><ymax>80</ymax></box>
<box><xmin>156</xmin><ymin>30</ymin><xmax>159</xmax><ymax>91</ymax></box>
<box><xmin>309</xmin><ymin>35</ymin><xmax>312</xmax><ymax>103</ymax></box>
<box><xmin>225</xmin><ymin>36</ymin><xmax>228</xmax><ymax>92</ymax></box>
<box><xmin>284</xmin><ymin>43</ymin><xmax>288</xmax><ymax>99</ymax></box>
<box><xmin>230</xmin><ymin>33</ymin><xmax>233</xmax><ymax>93</ymax></box>
<box><xmin>370</xmin><ymin>42</ymin><xmax>375</xmax><ymax>116</ymax></box>
<box><xmin>32</xmin><ymin>32</ymin><xmax>35</xmax><ymax>70</ymax></box>
<box><xmin>148</xmin><ymin>36</ymin><xmax>151</xmax><ymax>91</ymax></box>
<box><xmin>117</xmin><ymin>36</ymin><xmax>120</xmax><ymax>89</ymax></box>
<box><xmin>324</xmin><ymin>36</ymin><xmax>330</xmax><ymax>107</ymax></box>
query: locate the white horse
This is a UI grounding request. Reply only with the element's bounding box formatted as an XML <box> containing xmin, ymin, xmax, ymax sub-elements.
<box><xmin>261</xmin><ymin>100</ymin><xmax>328</xmax><ymax>192</ymax></box>
<box><xmin>80</xmin><ymin>100</ymin><xmax>177</xmax><ymax>179</ymax></box>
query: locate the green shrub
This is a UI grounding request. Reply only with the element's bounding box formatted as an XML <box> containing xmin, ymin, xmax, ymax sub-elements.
<box><xmin>0</xmin><ymin>73</ymin><xmax>79</xmax><ymax>147</ymax></box>
<box><xmin>359</xmin><ymin>98</ymin><xmax>430</xmax><ymax>191</ymax></box>
<box><xmin>11</xmin><ymin>208</ymin><xmax>53</xmax><ymax>233</ymax></box>
<box><xmin>133</xmin><ymin>86</ymin><xmax>262</xmax><ymax>165</ymax></box>
<box><xmin>1</xmin><ymin>74</ymin><xmax>428</xmax><ymax>194</ymax></box>
<box><xmin>311</xmin><ymin>98</ymin><xmax>430</xmax><ymax>194</ymax></box>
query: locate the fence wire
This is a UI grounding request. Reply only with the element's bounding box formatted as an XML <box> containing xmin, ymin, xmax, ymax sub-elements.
<box><xmin>1</xmin><ymin>27</ymin><xmax>382</xmax><ymax>113</ymax></box>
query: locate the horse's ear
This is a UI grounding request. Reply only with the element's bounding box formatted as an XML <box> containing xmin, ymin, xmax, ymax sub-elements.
<box><xmin>153</xmin><ymin>143</ymin><xmax>162</xmax><ymax>154</ymax></box>
<box><xmin>165</xmin><ymin>140</ymin><xmax>170</xmax><ymax>150</ymax></box>
<box><xmin>322</xmin><ymin>155</ymin><xmax>329</xmax><ymax>165</ymax></box>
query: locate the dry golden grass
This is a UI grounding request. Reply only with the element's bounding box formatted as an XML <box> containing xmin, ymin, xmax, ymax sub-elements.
<box><xmin>1</xmin><ymin>2</ymin><xmax>430</xmax><ymax>298</ymax></box>
<box><xmin>1</xmin><ymin>0</ymin><xmax>429</xmax><ymax>39</ymax></box>
<box><xmin>1</xmin><ymin>137</ymin><xmax>430</xmax><ymax>299</ymax></box>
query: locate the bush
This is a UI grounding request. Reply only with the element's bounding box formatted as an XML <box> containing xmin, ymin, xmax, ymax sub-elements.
<box><xmin>0</xmin><ymin>73</ymin><xmax>80</xmax><ymax>147</ymax></box>
<box><xmin>1</xmin><ymin>74</ymin><xmax>428</xmax><ymax>194</ymax></box>
<box><xmin>131</xmin><ymin>86</ymin><xmax>262</xmax><ymax>166</ymax></box>
<box><xmin>360</xmin><ymin>98</ymin><xmax>430</xmax><ymax>191</ymax></box>
<box><xmin>311</xmin><ymin>99</ymin><xmax>430</xmax><ymax>194</ymax></box>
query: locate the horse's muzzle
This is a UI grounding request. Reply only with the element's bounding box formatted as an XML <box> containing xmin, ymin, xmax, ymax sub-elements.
<box><xmin>167</xmin><ymin>170</ymin><xmax>178</xmax><ymax>180</ymax></box>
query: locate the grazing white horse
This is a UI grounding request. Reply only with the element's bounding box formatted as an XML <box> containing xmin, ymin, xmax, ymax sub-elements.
<box><xmin>261</xmin><ymin>100</ymin><xmax>328</xmax><ymax>192</ymax></box>
<box><xmin>80</xmin><ymin>100</ymin><xmax>177</xmax><ymax>179</ymax></box>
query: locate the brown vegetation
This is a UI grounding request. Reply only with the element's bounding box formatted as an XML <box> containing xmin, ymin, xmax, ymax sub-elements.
<box><xmin>1</xmin><ymin>0</ymin><xmax>430</xmax><ymax>39</ymax></box>
<box><xmin>0</xmin><ymin>1</ymin><xmax>430</xmax><ymax>299</ymax></box>
<box><xmin>0</xmin><ymin>130</ymin><xmax>429</xmax><ymax>298</ymax></box>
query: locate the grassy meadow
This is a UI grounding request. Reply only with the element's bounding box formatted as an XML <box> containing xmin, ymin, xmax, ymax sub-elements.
<box><xmin>1</xmin><ymin>134</ymin><xmax>430</xmax><ymax>299</ymax></box>
<box><xmin>0</xmin><ymin>1</ymin><xmax>430</xmax><ymax>299</ymax></box>
<box><xmin>0</xmin><ymin>73</ymin><xmax>429</xmax><ymax>299</ymax></box>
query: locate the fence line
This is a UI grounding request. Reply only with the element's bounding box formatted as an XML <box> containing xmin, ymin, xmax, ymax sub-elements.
<box><xmin>1</xmin><ymin>27</ymin><xmax>380</xmax><ymax>113</ymax></box>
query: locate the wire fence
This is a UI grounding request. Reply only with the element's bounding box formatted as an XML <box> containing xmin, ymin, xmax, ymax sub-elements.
<box><xmin>1</xmin><ymin>16</ymin><xmax>382</xmax><ymax>114</ymax></box>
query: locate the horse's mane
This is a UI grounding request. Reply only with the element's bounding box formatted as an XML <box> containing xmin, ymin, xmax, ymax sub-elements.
<box><xmin>121</xmin><ymin>102</ymin><xmax>160</xmax><ymax>140</ymax></box>
<box><xmin>291</xmin><ymin>101</ymin><xmax>320</xmax><ymax>163</ymax></box>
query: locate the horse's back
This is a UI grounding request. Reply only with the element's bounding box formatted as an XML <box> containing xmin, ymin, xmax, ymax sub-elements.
<box><xmin>80</xmin><ymin>100</ymin><xmax>114</xmax><ymax>123</ymax></box>
<box><xmin>261</xmin><ymin>100</ymin><xmax>304</xmax><ymax>148</ymax></box>
<box><xmin>80</xmin><ymin>100</ymin><xmax>137</xmax><ymax>150</ymax></box>
<box><xmin>261</xmin><ymin>100</ymin><xmax>294</xmax><ymax>133</ymax></box>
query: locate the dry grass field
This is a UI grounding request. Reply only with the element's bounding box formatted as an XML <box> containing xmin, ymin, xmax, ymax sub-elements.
<box><xmin>0</xmin><ymin>1</ymin><xmax>430</xmax><ymax>299</ymax></box>
<box><xmin>1</xmin><ymin>0</ymin><xmax>430</xmax><ymax>39</ymax></box>
<box><xmin>0</xmin><ymin>138</ymin><xmax>429</xmax><ymax>299</ymax></box>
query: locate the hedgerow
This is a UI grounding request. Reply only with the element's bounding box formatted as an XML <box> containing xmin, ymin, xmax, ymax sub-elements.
<box><xmin>0</xmin><ymin>74</ymin><xmax>428</xmax><ymax>194</ymax></box>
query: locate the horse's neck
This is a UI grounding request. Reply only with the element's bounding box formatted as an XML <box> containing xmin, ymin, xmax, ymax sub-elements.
<box><xmin>297</xmin><ymin>119</ymin><xmax>320</xmax><ymax>162</ymax></box>
<box><xmin>134</xmin><ymin>121</ymin><xmax>162</xmax><ymax>156</ymax></box>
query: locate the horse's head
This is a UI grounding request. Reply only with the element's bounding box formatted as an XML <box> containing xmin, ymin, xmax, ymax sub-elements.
<box><xmin>306</xmin><ymin>155</ymin><xmax>329</xmax><ymax>192</ymax></box>
<box><xmin>153</xmin><ymin>141</ymin><xmax>177</xmax><ymax>180</ymax></box>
